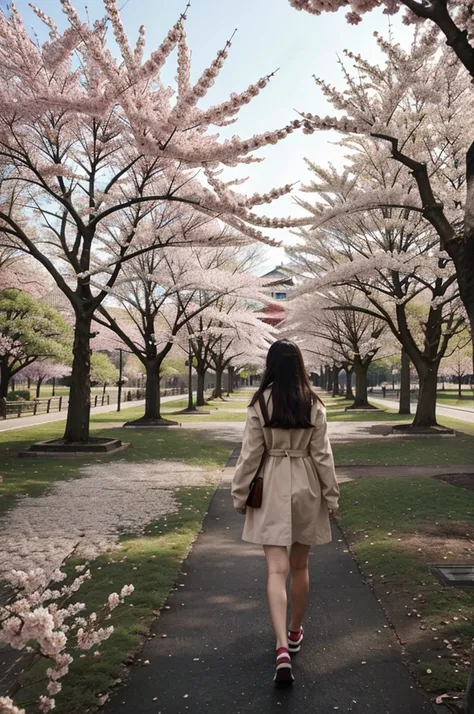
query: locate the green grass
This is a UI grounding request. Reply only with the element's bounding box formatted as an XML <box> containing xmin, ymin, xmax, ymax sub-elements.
<box><xmin>322</xmin><ymin>397</ymin><xmax>474</xmax><ymax>467</ymax></box>
<box><xmin>436</xmin><ymin>389</ymin><xmax>474</xmax><ymax>408</ymax></box>
<box><xmin>176</xmin><ymin>412</ymin><xmax>247</xmax><ymax>423</ymax></box>
<box><xmin>95</xmin><ymin>395</ymin><xmax>249</xmax><ymax>424</ymax></box>
<box><xmin>323</xmin><ymin>396</ymin><xmax>414</xmax><ymax>422</ymax></box>
<box><xmin>331</xmin><ymin>413</ymin><xmax>474</xmax><ymax>467</ymax></box>
<box><xmin>339</xmin><ymin>476</ymin><xmax>474</xmax><ymax>693</ymax></box>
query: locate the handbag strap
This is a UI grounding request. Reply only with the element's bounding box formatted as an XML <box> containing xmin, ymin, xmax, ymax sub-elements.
<box><xmin>258</xmin><ymin>392</ymin><xmax>271</xmax><ymax>427</ymax></box>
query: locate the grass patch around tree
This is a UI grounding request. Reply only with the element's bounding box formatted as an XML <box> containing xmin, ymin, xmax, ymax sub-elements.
<box><xmin>435</xmin><ymin>389</ymin><xmax>474</xmax><ymax>408</ymax></box>
<box><xmin>332</xmin><ymin>415</ymin><xmax>474</xmax><ymax>467</ymax></box>
<box><xmin>323</xmin><ymin>395</ymin><xmax>414</xmax><ymax>422</ymax></box>
<box><xmin>338</xmin><ymin>476</ymin><xmax>474</xmax><ymax>696</ymax></box>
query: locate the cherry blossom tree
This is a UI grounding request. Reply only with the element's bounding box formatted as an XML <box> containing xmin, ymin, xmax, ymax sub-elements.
<box><xmin>289</xmin><ymin>0</ymin><xmax>474</xmax><ymax>83</ymax></box>
<box><xmin>296</xmin><ymin>33</ymin><xmax>474</xmax><ymax>369</ymax></box>
<box><xmin>19</xmin><ymin>360</ymin><xmax>70</xmax><ymax>398</ymax></box>
<box><xmin>289</xmin><ymin>35</ymin><xmax>469</xmax><ymax>428</ymax></box>
<box><xmin>283</xmin><ymin>289</ymin><xmax>387</xmax><ymax>407</ymax></box>
<box><xmin>93</xmin><ymin>244</ymin><xmax>270</xmax><ymax>424</ymax></box>
<box><xmin>184</xmin><ymin>245</ymin><xmax>266</xmax><ymax>405</ymax></box>
<box><xmin>204</xmin><ymin>307</ymin><xmax>275</xmax><ymax>398</ymax></box>
<box><xmin>0</xmin><ymin>1</ymin><xmax>302</xmax><ymax>443</ymax></box>
<box><xmin>440</xmin><ymin>335</ymin><xmax>473</xmax><ymax>397</ymax></box>
<box><xmin>290</xmin><ymin>166</ymin><xmax>465</xmax><ymax>427</ymax></box>
<box><xmin>188</xmin><ymin>323</ymin><xmax>218</xmax><ymax>406</ymax></box>
<box><xmin>0</xmin><ymin>252</ymin><xmax>51</xmax><ymax>300</ymax></box>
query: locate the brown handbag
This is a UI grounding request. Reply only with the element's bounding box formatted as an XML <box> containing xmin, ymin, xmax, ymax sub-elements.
<box><xmin>245</xmin><ymin>394</ymin><xmax>270</xmax><ymax>509</ymax></box>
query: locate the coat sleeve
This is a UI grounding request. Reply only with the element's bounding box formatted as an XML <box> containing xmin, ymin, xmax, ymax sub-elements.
<box><xmin>231</xmin><ymin>405</ymin><xmax>265</xmax><ymax>510</ymax></box>
<box><xmin>309</xmin><ymin>406</ymin><xmax>340</xmax><ymax>510</ymax></box>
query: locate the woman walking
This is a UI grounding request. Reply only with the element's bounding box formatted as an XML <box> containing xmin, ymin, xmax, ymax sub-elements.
<box><xmin>231</xmin><ymin>340</ymin><xmax>340</xmax><ymax>687</ymax></box>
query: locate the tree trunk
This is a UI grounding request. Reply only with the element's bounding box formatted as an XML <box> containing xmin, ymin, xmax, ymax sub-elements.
<box><xmin>458</xmin><ymin>375</ymin><xmax>463</xmax><ymax>399</ymax></box>
<box><xmin>187</xmin><ymin>346</ymin><xmax>195</xmax><ymax>411</ymax></box>
<box><xmin>52</xmin><ymin>377</ymin><xmax>56</xmax><ymax>397</ymax></box>
<box><xmin>213</xmin><ymin>368</ymin><xmax>223</xmax><ymax>399</ymax></box>
<box><xmin>455</xmin><ymin>142</ymin><xmax>474</xmax><ymax>375</ymax></box>
<box><xmin>412</xmin><ymin>365</ymin><xmax>438</xmax><ymax>428</ymax></box>
<box><xmin>196</xmin><ymin>369</ymin><xmax>207</xmax><ymax>407</ymax></box>
<box><xmin>0</xmin><ymin>361</ymin><xmax>10</xmax><ymax>418</ymax></box>
<box><xmin>326</xmin><ymin>365</ymin><xmax>333</xmax><ymax>392</ymax></box>
<box><xmin>27</xmin><ymin>377</ymin><xmax>31</xmax><ymax>390</ymax></box>
<box><xmin>102</xmin><ymin>383</ymin><xmax>107</xmax><ymax>397</ymax></box>
<box><xmin>63</xmin><ymin>313</ymin><xmax>92</xmax><ymax>443</ymax></box>
<box><xmin>144</xmin><ymin>358</ymin><xmax>160</xmax><ymax>420</ymax></box>
<box><xmin>35</xmin><ymin>378</ymin><xmax>43</xmax><ymax>399</ymax></box>
<box><xmin>227</xmin><ymin>366</ymin><xmax>235</xmax><ymax>395</ymax></box>
<box><xmin>0</xmin><ymin>361</ymin><xmax>11</xmax><ymax>399</ymax></box>
<box><xmin>344</xmin><ymin>366</ymin><xmax>354</xmax><ymax>400</ymax></box>
<box><xmin>332</xmin><ymin>365</ymin><xmax>341</xmax><ymax>397</ymax></box>
<box><xmin>399</xmin><ymin>349</ymin><xmax>411</xmax><ymax>415</ymax></box>
<box><xmin>350</xmin><ymin>362</ymin><xmax>371</xmax><ymax>408</ymax></box>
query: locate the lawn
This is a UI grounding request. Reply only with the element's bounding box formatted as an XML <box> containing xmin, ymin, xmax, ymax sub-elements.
<box><xmin>436</xmin><ymin>389</ymin><xmax>474</xmax><ymax>408</ymax></box>
<box><xmin>324</xmin><ymin>395</ymin><xmax>414</xmax><ymax>422</ymax></box>
<box><xmin>0</xmin><ymin>420</ymin><xmax>236</xmax><ymax>712</ymax></box>
<box><xmin>338</xmin><ymin>476</ymin><xmax>474</xmax><ymax>696</ymax></box>
<box><xmin>87</xmin><ymin>395</ymin><xmax>250</xmax><ymax>425</ymax></box>
<box><xmin>331</xmin><ymin>414</ymin><xmax>474</xmax><ymax>467</ymax></box>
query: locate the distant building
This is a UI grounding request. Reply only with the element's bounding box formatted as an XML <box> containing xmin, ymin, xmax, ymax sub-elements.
<box><xmin>261</xmin><ymin>266</ymin><xmax>294</xmax><ymax>300</ymax></box>
<box><xmin>261</xmin><ymin>266</ymin><xmax>294</xmax><ymax>326</ymax></box>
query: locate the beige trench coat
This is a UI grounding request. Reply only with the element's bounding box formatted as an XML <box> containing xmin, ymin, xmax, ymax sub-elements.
<box><xmin>231</xmin><ymin>390</ymin><xmax>340</xmax><ymax>547</ymax></box>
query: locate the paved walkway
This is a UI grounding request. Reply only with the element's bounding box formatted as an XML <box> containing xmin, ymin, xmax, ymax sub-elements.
<box><xmin>104</xmin><ymin>464</ymin><xmax>436</xmax><ymax>714</ymax></box>
<box><xmin>370</xmin><ymin>396</ymin><xmax>474</xmax><ymax>425</ymax></box>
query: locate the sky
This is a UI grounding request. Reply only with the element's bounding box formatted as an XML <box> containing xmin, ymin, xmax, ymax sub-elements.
<box><xmin>10</xmin><ymin>0</ymin><xmax>414</xmax><ymax>270</ymax></box>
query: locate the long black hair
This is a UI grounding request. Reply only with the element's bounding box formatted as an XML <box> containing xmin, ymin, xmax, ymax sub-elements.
<box><xmin>250</xmin><ymin>340</ymin><xmax>320</xmax><ymax>429</ymax></box>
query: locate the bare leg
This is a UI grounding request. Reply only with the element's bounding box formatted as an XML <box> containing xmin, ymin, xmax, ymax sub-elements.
<box><xmin>289</xmin><ymin>542</ymin><xmax>310</xmax><ymax>632</ymax></box>
<box><xmin>263</xmin><ymin>545</ymin><xmax>290</xmax><ymax>649</ymax></box>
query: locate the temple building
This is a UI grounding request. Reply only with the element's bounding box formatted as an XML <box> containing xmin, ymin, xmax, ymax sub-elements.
<box><xmin>260</xmin><ymin>266</ymin><xmax>294</xmax><ymax>326</ymax></box>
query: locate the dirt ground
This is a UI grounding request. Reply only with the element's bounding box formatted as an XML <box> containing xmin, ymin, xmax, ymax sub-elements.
<box><xmin>400</xmin><ymin>522</ymin><xmax>474</xmax><ymax>562</ymax></box>
<box><xmin>434</xmin><ymin>472</ymin><xmax>474</xmax><ymax>492</ymax></box>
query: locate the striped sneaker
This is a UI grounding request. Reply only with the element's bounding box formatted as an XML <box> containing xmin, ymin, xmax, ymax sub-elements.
<box><xmin>274</xmin><ymin>647</ymin><xmax>294</xmax><ymax>687</ymax></box>
<box><xmin>288</xmin><ymin>627</ymin><xmax>304</xmax><ymax>653</ymax></box>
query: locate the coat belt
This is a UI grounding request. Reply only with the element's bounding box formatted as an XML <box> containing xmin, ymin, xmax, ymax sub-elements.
<box><xmin>266</xmin><ymin>449</ymin><xmax>310</xmax><ymax>457</ymax></box>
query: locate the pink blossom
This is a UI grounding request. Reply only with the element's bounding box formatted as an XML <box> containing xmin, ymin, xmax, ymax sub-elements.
<box><xmin>346</xmin><ymin>11</ymin><xmax>362</xmax><ymax>23</ymax></box>
<box><xmin>0</xmin><ymin>697</ymin><xmax>26</xmax><ymax>714</ymax></box>
<box><xmin>108</xmin><ymin>593</ymin><xmax>120</xmax><ymax>610</ymax></box>
<box><xmin>1</xmin><ymin>561</ymin><xmax>132</xmax><ymax>713</ymax></box>
<box><xmin>46</xmin><ymin>681</ymin><xmax>62</xmax><ymax>696</ymax></box>
<box><xmin>39</xmin><ymin>696</ymin><xmax>55</xmax><ymax>712</ymax></box>
<box><xmin>120</xmin><ymin>584</ymin><xmax>135</xmax><ymax>598</ymax></box>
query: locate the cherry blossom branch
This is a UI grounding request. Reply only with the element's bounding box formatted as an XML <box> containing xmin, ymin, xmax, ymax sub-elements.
<box><xmin>0</xmin><ymin>211</ymin><xmax>78</xmax><ymax>307</ymax></box>
<box><xmin>371</xmin><ymin>132</ymin><xmax>457</xmax><ymax>249</ymax></box>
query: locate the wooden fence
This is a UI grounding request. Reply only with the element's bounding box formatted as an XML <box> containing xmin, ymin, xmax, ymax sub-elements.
<box><xmin>4</xmin><ymin>394</ymin><xmax>111</xmax><ymax>419</ymax></box>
